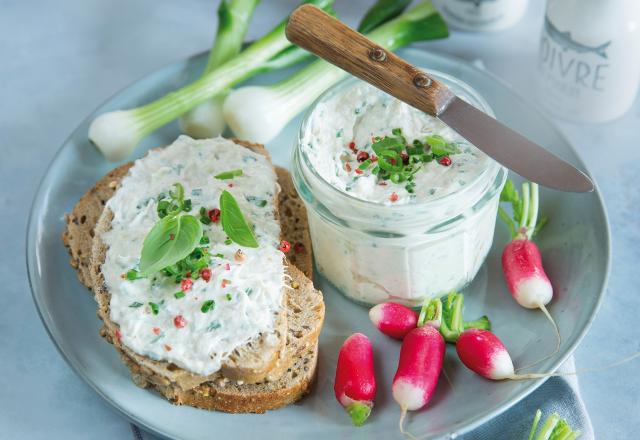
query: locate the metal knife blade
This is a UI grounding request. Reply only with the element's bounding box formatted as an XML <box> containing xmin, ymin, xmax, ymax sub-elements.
<box><xmin>439</xmin><ymin>97</ymin><xmax>594</xmax><ymax>192</ymax></box>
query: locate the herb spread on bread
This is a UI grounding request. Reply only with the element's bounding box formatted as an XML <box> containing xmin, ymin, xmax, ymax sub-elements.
<box><xmin>100</xmin><ymin>136</ymin><xmax>285</xmax><ymax>376</ymax></box>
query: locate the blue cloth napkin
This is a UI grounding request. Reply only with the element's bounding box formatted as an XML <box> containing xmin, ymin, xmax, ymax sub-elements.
<box><xmin>131</xmin><ymin>357</ymin><xmax>593</xmax><ymax>440</ymax></box>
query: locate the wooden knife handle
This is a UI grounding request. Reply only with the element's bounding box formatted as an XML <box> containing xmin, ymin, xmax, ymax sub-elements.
<box><xmin>286</xmin><ymin>4</ymin><xmax>455</xmax><ymax>116</ymax></box>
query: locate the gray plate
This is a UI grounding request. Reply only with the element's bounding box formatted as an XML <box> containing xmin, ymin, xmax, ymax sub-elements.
<box><xmin>26</xmin><ymin>49</ymin><xmax>610</xmax><ymax>439</ymax></box>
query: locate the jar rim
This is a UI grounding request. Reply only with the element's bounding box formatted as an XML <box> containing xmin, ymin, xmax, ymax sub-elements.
<box><xmin>292</xmin><ymin>69</ymin><xmax>505</xmax><ymax>213</ymax></box>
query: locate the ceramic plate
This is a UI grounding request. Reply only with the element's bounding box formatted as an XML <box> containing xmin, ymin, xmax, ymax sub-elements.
<box><xmin>26</xmin><ymin>49</ymin><xmax>609</xmax><ymax>439</ymax></box>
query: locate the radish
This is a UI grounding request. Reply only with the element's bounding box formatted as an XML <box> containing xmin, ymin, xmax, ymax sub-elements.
<box><xmin>457</xmin><ymin>328</ymin><xmax>640</xmax><ymax>381</ymax></box>
<box><xmin>499</xmin><ymin>180</ymin><xmax>560</xmax><ymax>365</ymax></box>
<box><xmin>334</xmin><ymin>333</ymin><xmax>377</xmax><ymax>426</ymax></box>
<box><xmin>392</xmin><ymin>325</ymin><xmax>445</xmax><ymax>435</ymax></box>
<box><xmin>370</xmin><ymin>295</ymin><xmax>490</xmax><ymax>343</ymax></box>
<box><xmin>369</xmin><ymin>302</ymin><xmax>418</xmax><ymax>340</ymax></box>
<box><xmin>456</xmin><ymin>328</ymin><xmax>515</xmax><ymax>380</ymax></box>
<box><xmin>439</xmin><ymin>292</ymin><xmax>491</xmax><ymax>343</ymax></box>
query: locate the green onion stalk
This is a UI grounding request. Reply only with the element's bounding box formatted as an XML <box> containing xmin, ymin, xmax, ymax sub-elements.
<box><xmin>170</xmin><ymin>0</ymin><xmax>413</xmax><ymax>140</ymax></box>
<box><xmin>179</xmin><ymin>0</ymin><xmax>261</xmax><ymax>139</ymax></box>
<box><xmin>527</xmin><ymin>409</ymin><xmax>581</xmax><ymax>440</ymax></box>
<box><xmin>223</xmin><ymin>0</ymin><xmax>449</xmax><ymax>144</ymax></box>
<box><xmin>88</xmin><ymin>0</ymin><xmax>334</xmax><ymax>161</ymax></box>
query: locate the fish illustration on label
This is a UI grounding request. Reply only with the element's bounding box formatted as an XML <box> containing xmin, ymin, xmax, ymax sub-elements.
<box><xmin>544</xmin><ymin>16</ymin><xmax>611</xmax><ymax>59</ymax></box>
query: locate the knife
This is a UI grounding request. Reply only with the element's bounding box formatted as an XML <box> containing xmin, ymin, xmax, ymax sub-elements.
<box><xmin>285</xmin><ymin>5</ymin><xmax>594</xmax><ymax>193</ymax></box>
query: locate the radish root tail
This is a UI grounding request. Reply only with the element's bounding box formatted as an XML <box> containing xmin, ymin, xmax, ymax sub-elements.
<box><xmin>508</xmin><ymin>351</ymin><xmax>640</xmax><ymax>380</ymax></box>
<box><xmin>442</xmin><ymin>364</ymin><xmax>456</xmax><ymax>394</ymax></box>
<box><xmin>398</xmin><ymin>406</ymin><xmax>418</xmax><ymax>440</ymax></box>
<box><xmin>516</xmin><ymin>304</ymin><xmax>561</xmax><ymax>372</ymax></box>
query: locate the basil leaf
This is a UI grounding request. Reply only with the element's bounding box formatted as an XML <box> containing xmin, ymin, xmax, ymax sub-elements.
<box><xmin>138</xmin><ymin>214</ymin><xmax>202</xmax><ymax>276</ymax></box>
<box><xmin>220</xmin><ymin>190</ymin><xmax>258</xmax><ymax>248</ymax></box>
<box><xmin>215</xmin><ymin>169</ymin><xmax>243</xmax><ymax>180</ymax></box>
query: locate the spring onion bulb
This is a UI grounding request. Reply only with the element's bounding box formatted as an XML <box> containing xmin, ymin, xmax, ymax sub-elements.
<box><xmin>223</xmin><ymin>0</ymin><xmax>448</xmax><ymax>144</ymax></box>
<box><xmin>180</xmin><ymin>0</ymin><xmax>260</xmax><ymax>139</ymax></box>
<box><xmin>89</xmin><ymin>0</ymin><xmax>335</xmax><ymax>161</ymax></box>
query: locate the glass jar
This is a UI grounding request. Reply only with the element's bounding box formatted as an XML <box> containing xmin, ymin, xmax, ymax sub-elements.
<box><xmin>292</xmin><ymin>71</ymin><xmax>507</xmax><ymax>307</ymax></box>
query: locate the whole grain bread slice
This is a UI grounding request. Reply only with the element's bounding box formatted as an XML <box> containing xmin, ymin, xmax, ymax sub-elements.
<box><xmin>64</xmin><ymin>138</ymin><xmax>323</xmax><ymax>411</ymax></box>
<box><xmin>101</xmin><ymin>265</ymin><xmax>322</xmax><ymax>413</ymax></box>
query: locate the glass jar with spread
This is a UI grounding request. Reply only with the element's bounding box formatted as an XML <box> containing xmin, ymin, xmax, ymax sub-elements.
<box><xmin>292</xmin><ymin>71</ymin><xmax>506</xmax><ymax>306</ymax></box>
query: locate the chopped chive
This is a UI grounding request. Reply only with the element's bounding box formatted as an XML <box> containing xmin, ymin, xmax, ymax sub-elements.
<box><xmin>214</xmin><ymin>169</ymin><xmax>243</xmax><ymax>180</ymax></box>
<box><xmin>201</xmin><ymin>299</ymin><xmax>215</xmax><ymax>313</ymax></box>
<box><xmin>358</xmin><ymin>159</ymin><xmax>372</xmax><ymax>170</ymax></box>
<box><xmin>125</xmin><ymin>269</ymin><xmax>141</xmax><ymax>281</ymax></box>
<box><xmin>149</xmin><ymin>302</ymin><xmax>160</xmax><ymax>315</ymax></box>
<box><xmin>129</xmin><ymin>302</ymin><xmax>144</xmax><ymax>308</ymax></box>
<box><xmin>174</xmin><ymin>291</ymin><xmax>185</xmax><ymax>299</ymax></box>
<box><xmin>224</xmin><ymin>238</ymin><xmax>232</xmax><ymax>245</ymax></box>
<box><xmin>225</xmin><ymin>293</ymin><xmax>232</xmax><ymax>301</ymax></box>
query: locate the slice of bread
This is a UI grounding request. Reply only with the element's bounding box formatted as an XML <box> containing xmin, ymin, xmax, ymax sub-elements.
<box><xmin>63</xmin><ymin>138</ymin><xmax>323</xmax><ymax>412</ymax></box>
<box><xmin>102</xmin><ymin>265</ymin><xmax>321</xmax><ymax>413</ymax></box>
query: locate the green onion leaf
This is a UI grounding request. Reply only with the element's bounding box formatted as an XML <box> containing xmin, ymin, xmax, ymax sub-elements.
<box><xmin>174</xmin><ymin>291</ymin><xmax>186</xmax><ymax>299</ymax></box>
<box><xmin>215</xmin><ymin>169</ymin><xmax>243</xmax><ymax>180</ymax></box>
<box><xmin>129</xmin><ymin>302</ymin><xmax>144</xmax><ymax>308</ymax></box>
<box><xmin>220</xmin><ymin>190</ymin><xmax>259</xmax><ymax>248</ymax></box>
<box><xmin>358</xmin><ymin>159</ymin><xmax>372</xmax><ymax>170</ymax></box>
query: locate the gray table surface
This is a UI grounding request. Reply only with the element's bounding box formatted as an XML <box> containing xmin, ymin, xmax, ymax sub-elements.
<box><xmin>1</xmin><ymin>1</ymin><xmax>638</xmax><ymax>438</ymax></box>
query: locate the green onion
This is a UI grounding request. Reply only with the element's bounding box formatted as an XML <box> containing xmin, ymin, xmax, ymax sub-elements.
<box><xmin>129</xmin><ymin>302</ymin><xmax>144</xmax><ymax>308</ymax></box>
<box><xmin>226</xmin><ymin>293</ymin><xmax>233</xmax><ymax>301</ymax></box>
<box><xmin>174</xmin><ymin>291</ymin><xmax>186</xmax><ymax>299</ymax></box>
<box><xmin>358</xmin><ymin>159</ymin><xmax>372</xmax><ymax>170</ymax></box>
<box><xmin>223</xmin><ymin>1</ymin><xmax>448</xmax><ymax>144</ymax></box>
<box><xmin>88</xmin><ymin>0</ymin><xmax>335</xmax><ymax>161</ymax></box>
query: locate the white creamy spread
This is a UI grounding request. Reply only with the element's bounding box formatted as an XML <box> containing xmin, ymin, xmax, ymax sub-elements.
<box><xmin>301</xmin><ymin>82</ymin><xmax>491</xmax><ymax>204</ymax></box>
<box><xmin>101</xmin><ymin>136</ymin><xmax>285</xmax><ymax>376</ymax></box>
<box><xmin>295</xmin><ymin>79</ymin><xmax>504</xmax><ymax>306</ymax></box>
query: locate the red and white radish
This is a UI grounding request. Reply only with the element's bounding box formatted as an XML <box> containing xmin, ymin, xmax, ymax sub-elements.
<box><xmin>334</xmin><ymin>333</ymin><xmax>377</xmax><ymax>426</ymax></box>
<box><xmin>499</xmin><ymin>181</ymin><xmax>560</xmax><ymax>365</ymax></box>
<box><xmin>456</xmin><ymin>328</ymin><xmax>515</xmax><ymax>380</ymax></box>
<box><xmin>457</xmin><ymin>328</ymin><xmax>640</xmax><ymax>382</ymax></box>
<box><xmin>369</xmin><ymin>302</ymin><xmax>418</xmax><ymax>340</ymax></box>
<box><xmin>392</xmin><ymin>325</ymin><xmax>445</xmax><ymax>435</ymax></box>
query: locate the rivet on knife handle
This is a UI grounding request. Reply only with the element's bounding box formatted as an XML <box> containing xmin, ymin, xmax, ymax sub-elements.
<box><xmin>286</xmin><ymin>4</ymin><xmax>456</xmax><ymax>116</ymax></box>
